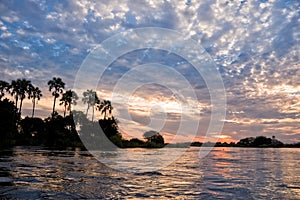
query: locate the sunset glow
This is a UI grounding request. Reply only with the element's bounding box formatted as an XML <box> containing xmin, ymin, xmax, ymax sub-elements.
<box><xmin>0</xmin><ymin>0</ymin><xmax>299</xmax><ymax>144</ymax></box>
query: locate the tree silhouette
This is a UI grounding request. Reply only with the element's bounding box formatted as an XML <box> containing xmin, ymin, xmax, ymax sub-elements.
<box><xmin>0</xmin><ymin>99</ymin><xmax>20</xmax><ymax>147</ymax></box>
<box><xmin>82</xmin><ymin>89</ymin><xmax>99</xmax><ymax>121</ymax></box>
<box><xmin>48</xmin><ymin>77</ymin><xmax>65</xmax><ymax>116</ymax></box>
<box><xmin>29</xmin><ymin>86</ymin><xmax>42</xmax><ymax>118</ymax></box>
<box><xmin>60</xmin><ymin>90</ymin><xmax>78</xmax><ymax>117</ymax></box>
<box><xmin>253</xmin><ymin>136</ymin><xmax>272</xmax><ymax>146</ymax></box>
<box><xmin>97</xmin><ymin>100</ymin><xmax>113</xmax><ymax>120</ymax></box>
<box><xmin>17</xmin><ymin>79</ymin><xmax>32</xmax><ymax>114</ymax></box>
<box><xmin>10</xmin><ymin>80</ymin><xmax>20</xmax><ymax>108</ymax></box>
<box><xmin>0</xmin><ymin>78</ymin><xmax>170</xmax><ymax>149</ymax></box>
<box><xmin>143</xmin><ymin>130</ymin><xmax>165</xmax><ymax>146</ymax></box>
<box><xmin>0</xmin><ymin>80</ymin><xmax>9</xmax><ymax>100</ymax></box>
<box><xmin>60</xmin><ymin>91</ymin><xmax>69</xmax><ymax>117</ymax></box>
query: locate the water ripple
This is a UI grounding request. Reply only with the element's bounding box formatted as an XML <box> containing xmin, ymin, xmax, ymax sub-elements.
<box><xmin>0</xmin><ymin>147</ymin><xmax>299</xmax><ymax>199</ymax></box>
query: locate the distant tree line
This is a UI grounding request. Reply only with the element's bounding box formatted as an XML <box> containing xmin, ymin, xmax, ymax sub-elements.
<box><xmin>0</xmin><ymin>77</ymin><xmax>165</xmax><ymax>149</ymax></box>
<box><xmin>190</xmin><ymin>136</ymin><xmax>300</xmax><ymax>148</ymax></box>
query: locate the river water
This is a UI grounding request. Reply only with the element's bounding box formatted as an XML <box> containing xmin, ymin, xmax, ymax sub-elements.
<box><xmin>0</xmin><ymin>146</ymin><xmax>299</xmax><ymax>199</ymax></box>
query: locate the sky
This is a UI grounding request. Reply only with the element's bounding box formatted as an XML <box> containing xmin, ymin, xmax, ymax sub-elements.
<box><xmin>0</xmin><ymin>0</ymin><xmax>299</xmax><ymax>143</ymax></box>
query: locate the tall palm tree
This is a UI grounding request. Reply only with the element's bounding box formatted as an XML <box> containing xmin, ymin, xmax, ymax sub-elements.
<box><xmin>59</xmin><ymin>90</ymin><xmax>78</xmax><ymax>117</ymax></box>
<box><xmin>18</xmin><ymin>79</ymin><xmax>32</xmax><ymax>115</ymax></box>
<box><xmin>10</xmin><ymin>80</ymin><xmax>20</xmax><ymax>107</ymax></box>
<box><xmin>59</xmin><ymin>91</ymin><xmax>69</xmax><ymax>118</ymax></box>
<box><xmin>48</xmin><ymin>77</ymin><xmax>65</xmax><ymax>116</ymax></box>
<box><xmin>29</xmin><ymin>86</ymin><xmax>42</xmax><ymax>118</ymax></box>
<box><xmin>67</xmin><ymin>90</ymin><xmax>78</xmax><ymax>116</ymax></box>
<box><xmin>82</xmin><ymin>89</ymin><xmax>99</xmax><ymax>121</ymax></box>
<box><xmin>0</xmin><ymin>80</ymin><xmax>9</xmax><ymax>100</ymax></box>
<box><xmin>97</xmin><ymin>100</ymin><xmax>113</xmax><ymax>120</ymax></box>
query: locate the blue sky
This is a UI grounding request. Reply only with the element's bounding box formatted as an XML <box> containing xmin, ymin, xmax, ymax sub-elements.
<box><xmin>0</xmin><ymin>0</ymin><xmax>299</xmax><ymax>143</ymax></box>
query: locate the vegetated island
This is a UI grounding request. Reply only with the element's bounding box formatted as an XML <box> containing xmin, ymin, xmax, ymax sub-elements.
<box><xmin>189</xmin><ymin>135</ymin><xmax>300</xmax><ymax>148</ymax></box>
<box><xmin>0</xmin><ymin>77</ymin><xmax>164</xmax><ymax>149</ymax></box>
<box><xmin>0</xmin><ymin>77</ymin><xmax>299</xmax><ymax>149</ymax></box>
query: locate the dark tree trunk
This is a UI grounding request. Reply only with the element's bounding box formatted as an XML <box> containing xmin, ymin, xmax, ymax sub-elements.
<box><xmin>32</xmin><ymin>98</ymin><xmax>36</xmax><ymax>118</ymax></box>
<box><xmin>68</xmin><ymin>104</ymin><xmax>72</xmax><ymax>116</ymax></box>
<box><xmin>19</xmin><ymin>98</ymin><xmax>24</xmax><ymax>114</ymax></box>
<box><xmin>63</xmin><ymin>104</ymin><xmax>67</xmax><ymax>117</ymax></box>
<box><xmin>104</xmin><ymin>110</ymin><xmax>106</xmax><ymax>120</ymax></box>
<box><xmin>52</xmin><ymin>96</ymin><xmax>56</xmax><ymax>116</ymax></box>
<box><xmin>86</xmin><ymin>104</ymin><xmax>90</xmax><ymax>116</ymax></box>
<box><xmin>15</xmin><ymin>96</ymin><xmax>18</xmax><ymax>109</ymax></box>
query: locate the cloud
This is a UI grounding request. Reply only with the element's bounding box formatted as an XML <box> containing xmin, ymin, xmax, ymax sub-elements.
<box><xmin>0</xmin><ymin>0</ymin><xmax>299</xmax><ymax>143</ymax></box>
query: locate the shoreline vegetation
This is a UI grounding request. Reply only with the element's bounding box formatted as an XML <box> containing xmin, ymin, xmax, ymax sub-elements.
<box><xmin>0</xmin><ymin>77</ymin><xmax>299</xmax><ymax>149</ymax></box>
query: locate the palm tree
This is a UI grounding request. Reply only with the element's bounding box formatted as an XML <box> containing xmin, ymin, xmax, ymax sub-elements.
<box><xmin>59</xmin><ymin>90</ymin><xmax>78</xmax><ymax>117</ymax></box>
<box><xmin>29</xmin><ymin>86</ymin><xmax>42</xmax><ymax>118</ymax></box>
<box><xmin>67</xmin><ymin>90</ymin><xmax>78</xmax><ymax>116</ymax></box>
<box><xmin>97</xmin><ymin>100</ymin><xmax>113</xmax><ymax>120</ymax></box>
<box><xmin>0</xmin><ymin>80</ymin><xmax>9</xmax><ymax>100</ymax></box>
<box><xmin>82</xmin><ymin>89</ymin><xmax>99</xmax><ymax>121</ymax></box>
<box><xmin>10</xmin><ymin>80</ymin><xmax>20</xmax><ymax>107</ymax></box>
<box><xmin>48</xmin><ymin>77</ymin><xmax>65</xmax><ymax>116</ymax></box>
<box><xmin>59</xmin><ymin>91</ymin><xmax>69</xmax><ymax>118</ymax></box>
<box><xmin>18</xmin><ymin>79</ymin><xmax>32</xmax><ymax>115</ymax></box>
<box><xmin>10</xmin><ymin>79</ymin><xmax>32</xmax><ymax>113</ymax></box>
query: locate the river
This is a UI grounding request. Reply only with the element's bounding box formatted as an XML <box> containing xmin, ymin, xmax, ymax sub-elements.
<box><xmin>0</xmin><ymin>146</ymin><xmax>299</xmax><ymax>199</ymax></box>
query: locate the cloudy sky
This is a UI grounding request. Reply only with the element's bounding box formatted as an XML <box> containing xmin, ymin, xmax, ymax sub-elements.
<box><xmin>0</xmin><ymin>0</ymin><xmax>299</xmax><ymax>143</ymax></box>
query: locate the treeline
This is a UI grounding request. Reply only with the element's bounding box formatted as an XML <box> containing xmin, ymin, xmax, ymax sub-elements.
<box><xmin>190</xmin><ymin>136</ymin><xmax>300</xmax><ymax>148</ymax></box>
<box><xmin>0</xmin><ymin>77</ymin><xmax>165</xmax><ymax>149</ymax></box>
